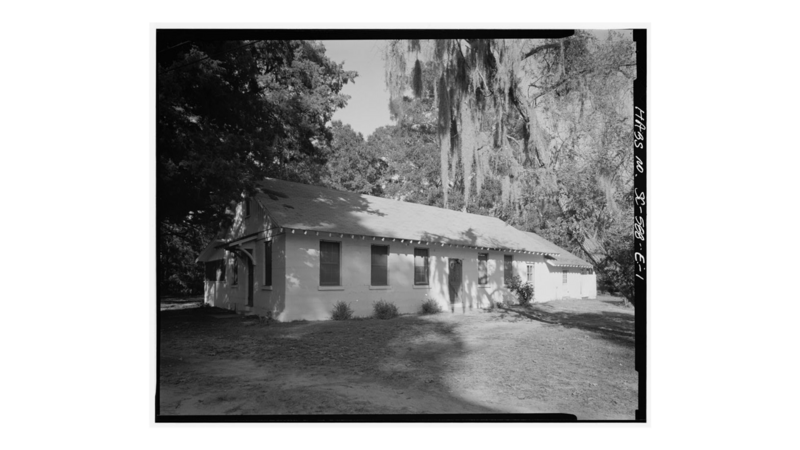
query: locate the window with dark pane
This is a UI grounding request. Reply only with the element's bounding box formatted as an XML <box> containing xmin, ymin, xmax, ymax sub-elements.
<box><xmin>204</xmin><ymin>261</ymin><xmax>217</xmax><ymax>281</ymax></box>
<box><xmin>478</xmin><ymin>253</ymin><xmax>488</xmax><ymax>285</ymax></box>
<box><xmin>319</xmin><ymin>241</ymin><xmax>341</xmax><ymax>286</ymax></box>
<box><xmin>244</xmin><ymin>197</ymin><xmax>251</xmax><ymax>217</ymax></box>
<box><xmin>371</xmin><ymin>245</ymin><xmax>389</xmax><ymax>286</ymax></box>
<box><xmin>504</xmin><ymin>255</ymin><xmax>513</xmax><ymax>285</ymax></box>
<box><xmin>414</xmin><ymin>248</ymin><xmax>429</xmax><ymax>285</ymax></box>
<box><xmin>264</xmin><ymin>240</ymin><xmax>273</xmax><ymax>287</ymax></box>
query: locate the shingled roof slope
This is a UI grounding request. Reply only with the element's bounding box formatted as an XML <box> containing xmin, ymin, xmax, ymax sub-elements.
<box><xmin>522</xmin><ymin>231</ymin><xmax>593</xmax><ymax>268</ymax></box>
<box><xmin>255</xmin><ymin>178</ymin><xmax>558</xmax><ymax>254</ymax></box>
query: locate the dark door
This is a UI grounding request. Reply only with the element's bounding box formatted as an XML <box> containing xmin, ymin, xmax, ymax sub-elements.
<box><xmin>245</xmin><ymin>250</ymin><xmax>254</xmax><ymax>307</ymax></box>
<box><xmin>448</xmin><ymin>258</ymin><xmax>462</xmax><ymax>312</ymax></box>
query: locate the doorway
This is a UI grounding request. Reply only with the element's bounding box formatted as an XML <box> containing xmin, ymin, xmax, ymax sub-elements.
<box><xmin>448</xmin><ymin>258</ymin><xmax>462</xmax><ymax>312</ymax></box>
<box><xmin>245</xmin><ymin>249</ymin><xmax>254</xmax><ymax>307</ymax></box>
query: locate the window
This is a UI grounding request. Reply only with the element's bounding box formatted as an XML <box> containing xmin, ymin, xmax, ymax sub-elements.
<box><xmin>527</xmin><ymin>264</ymin><xmax>533</xmax><ymax>283</ymax></box>
<box><xmin>504</xmin><ymin>255</ymin><xmax>513</xmax><ymax>285</ymax></box>
<box><xmin>204</xmin><ymin>260</ymin><xmax>225</xmax><ymax>282</ymax></box>
<box><xmin>414</xmin><ymin>248</ymin><xmax>429</xmax><ymax>285</ymax></box>
<box><xmin>320</xmin><ymin>241</ymin><xmax>341</xmax><ymax>286</ymax></box>
<box><xmin>563</xmin><ymin>270</ymin><xmax>568</xmax><ymax>284</ymax></box>
<box><xmin>244</xmin><ymin>197</ymin><xmax>251</xmax><ymax>217</ymax></box>
<box><xmin>263</xmin><ymin>240</ymin><xmax>273</xmax><ymax>286</ymax></box>
<box><xmin>478</xmin><ymin>253</ymin><xmax>488</xmax><ymax>285</ymax></box>
<box><xmin>231</xmin><ymin>255</ymin><xmax>239</xmax><ymax>286</ymax></box>
<box><xmin>371</xmin><ymin>245</ymin><xmax>389</xmax><ymax>286</ymax></box>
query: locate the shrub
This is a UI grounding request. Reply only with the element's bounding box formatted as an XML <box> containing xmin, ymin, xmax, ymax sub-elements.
<box><xmin>331</xmin><ymin>301</ymin><xmax>354</xmax><ymax>320</ymax></box>
<box><xmin>507</xmin><ymin>275</ymin><xmax>535</xmax><ymax>306</ymax></box>
<box><xmin>420</xmin><ymin>297</ymin><xmax>442</xmax><ymax>315</ymax></box>
<box><xmin>373</xmin><ymin>299</ymin><xmax>399</xmax><ymax>319</ymax></box>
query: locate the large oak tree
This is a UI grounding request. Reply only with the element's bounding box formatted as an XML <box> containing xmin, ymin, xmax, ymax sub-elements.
<box><xmin>383</xmin><ymin>32</ymin><xmax>638</xmax><ymax>302</ymax></box>
<box><xmin>157</xmin><ymin>38</ymin><xmax>356</xmax><ymax>294</ymax></box>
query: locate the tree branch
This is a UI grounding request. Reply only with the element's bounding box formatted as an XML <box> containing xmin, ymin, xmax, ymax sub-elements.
<box><xmin>506</xmin><ymin>135</ymin><xmax>522</xmax><ymax>149</ymax></box>
<box><xmin>521</xmin><ymin>43</ymin><xmax>560</xmax><ymax>60</ymax></box>
<box><xmin>575</xmin><ymin>235</ymin><xmax>602</xmax><ymax>267</ymax></box>
<box><xmin>508</xmin><ymin>92</ymin><xmax>547</xmax><ymax>169</ymax></box>
<box><xmin>532</xmin><ymin>62</ymin><xmax>635</xmax><ymax>101</ymax></box>
<box><xmin>532</xmin><ymin>69</ymin><xmax>587</xmax><ymax>100</ymax></box>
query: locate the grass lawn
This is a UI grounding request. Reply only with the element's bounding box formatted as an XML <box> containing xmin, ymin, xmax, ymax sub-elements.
<box><xmin>158</xmin><ymin>298</ymin><xmax>637</xmax><ymax>419</ymax></box>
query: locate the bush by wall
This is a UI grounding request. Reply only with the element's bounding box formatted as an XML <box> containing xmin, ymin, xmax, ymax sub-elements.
<box><xmin>373</xmin><ymin>299</ymin><xmax>399</xmax><ymax>319</ymax></box>
<box><xmin>507</xmin><ymin>275</ymin><xmax>535</xmax><ymax>306</ymax></box>
<box><xmin>420</xmin><ymin>297</ymin><xmax>442</xmax><ymax>315</ymax></box>
<box><xmin>331</xmin><ymin>301</ymin><xmax>354</xmax><ymax>320</ymax></box>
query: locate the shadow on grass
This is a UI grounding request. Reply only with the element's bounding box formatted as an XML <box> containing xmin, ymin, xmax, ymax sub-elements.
<box><xmin>158</xmin><ymin>307</ymin><xmax>515</xmax><ymax>415</ymax></box>
<box><xmin>599</xmin><ymin>298</ymin><xmax>632</xmax><ymax>308</ymax></box>
<box><xmin>502</xmin><ymin>306</ymin><xmax>635</xmax><ymax>347</ymax></box>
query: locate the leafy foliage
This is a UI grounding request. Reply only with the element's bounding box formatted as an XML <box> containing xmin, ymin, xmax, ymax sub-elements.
<box><xmin>372</xmin><ymin>299</ymin><xmax>399</xmax><ymax>319</ymax></box>
<box><xmin>368</xmin><ymin>62</ymin><xmax>443</xmax><ymax>206</ymax></box>
<box><xmin>159</xmin><ymin>221</ymin><xmax>214</xmax><ymax>296</ymax></box>
<box><xmin>158</xmin><ymin>39</ymin><xmax>356</xmax><ymax>229</ymax></box>
<box><xmin>157</xmin><ymin>37</ymin><xmax>356</xmax><ymax>296</ymax></box>
<box><xmin>367</xmin><ymin>123</ymin><xmax>441</xmax><ymax>206</ymax></box>
<box><xmin>382</xmin><ymin>33</ymin><xmax>637</xmax><ymax>301</ymax></box>
<box><xmin>420</xmin><ymin>297</ymin><xmax>443</xmax><ymax>314</ymax></box>
<box><xmin>331</xmin><ymin>301</ymin><xmax>354</xmax><ymax>320</ymax></box>
<box><xmin>324</xmin><ymin>121</ymin><xmax>387</xmax><ymax>195</ymax></box>
<box><xmin>507</xmin><ymin>275</ymin><xmax>535</xmax><ymax>306</ymax></box>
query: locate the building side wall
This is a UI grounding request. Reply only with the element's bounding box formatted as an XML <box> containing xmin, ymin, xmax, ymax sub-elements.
<box><xmin>280</xmin><ymin>233</ymin><xmax>547</xmax><ymax>321</ymax></box>
<box><xmin>204</xmin><ymin>231</ymin><xmax>286</xmax><ymax>317</ymax></box>
<box><xmin>582</xmin><ymin>273</ymin><xmax>597</xmax><ymax>299</ymax></box>
<box><xmin>223</xmin><ymin>196</ymin><xmax>274</xmax><ymax>241</ymax></box>
<box><xmin>543</xmin><ymin>265</ymin><xmax>589</xmax><ymax>300</ymax></box>
<box><xmin>533</xmin><ymin>259</ymin><xmax>554</xmax><ymax>302</ymax></box>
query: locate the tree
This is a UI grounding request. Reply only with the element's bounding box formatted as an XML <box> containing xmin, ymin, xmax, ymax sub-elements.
<box><xmin>158</xmin><ymin>39</ymin><xmax>356</xmax><ymax>229</ymax></box>
<box><xmin>383</xmin><ymin>33</ymin><xmax>638</xmax><ymax>302</ymax></box>
<box><xmin>324</xmin><ymin>121</ymin><xmax>387</xmax><ymax>196</ymax></box>
<box><xmin>159</xmin><ymin>221</ymin><xmax>214</xmax><ymax>296</ymax></box>
<box><xmin>367</xmin><ymin>122</ymin><xmax>442</xmax><ymax>206</ymax></box>
<box><xmin>157</xmin><ymin>38</ymin><xmax>356</xmax><ymax>295</ymax></box>
<box><xmin>365</xmin><ymin>61</ymin><xmax>444</xmax><ymax>206</ymax></box>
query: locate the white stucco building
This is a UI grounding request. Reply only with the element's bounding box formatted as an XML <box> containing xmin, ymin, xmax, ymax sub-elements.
<box><xmin>196</xmin><ymin>178</ymin><xmax>596</xmax><ymax>321</ymax></box>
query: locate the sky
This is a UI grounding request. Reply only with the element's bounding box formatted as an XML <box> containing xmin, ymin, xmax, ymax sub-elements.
<box><xmin>322</xmin><ymin>40</ymin><xmax>393</xmax><ymax>138</ymax></box>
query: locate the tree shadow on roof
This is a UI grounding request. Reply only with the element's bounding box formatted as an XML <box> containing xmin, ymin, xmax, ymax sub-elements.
<box><xmin>261</xmin><ymin>187</ymin><xmax>289</xmax><ymax>201</ymax></box>
<box><xmin>256</xmin><ymin>180</ymin><xmax>389</xmax><ymax>235</ymax></box>
<box><xmin>418</xmin><ymin>228</ymin><xmax>481</xmax><ymax>247</ymax></box>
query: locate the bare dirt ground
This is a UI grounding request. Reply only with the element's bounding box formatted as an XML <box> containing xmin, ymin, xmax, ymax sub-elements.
<box><xmin>158</xmin><ymin>298</ymin><xmax>637</xmax><ymax>419</ymax></box>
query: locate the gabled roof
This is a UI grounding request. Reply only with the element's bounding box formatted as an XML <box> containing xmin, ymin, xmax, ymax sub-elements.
<box><xmin>522</xmin><ymin>231</ymin><xmax>593</xmax><ymax>268</ymax></box>
<box><xmin>254</xmin><ymin>178</ymin><xmax>559</xmax><ymax>255</ymax></box>
<box><xmin>195</xmin><ymin>239</ymin><xmax>226</xmax><ymax>263</ymax></box>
